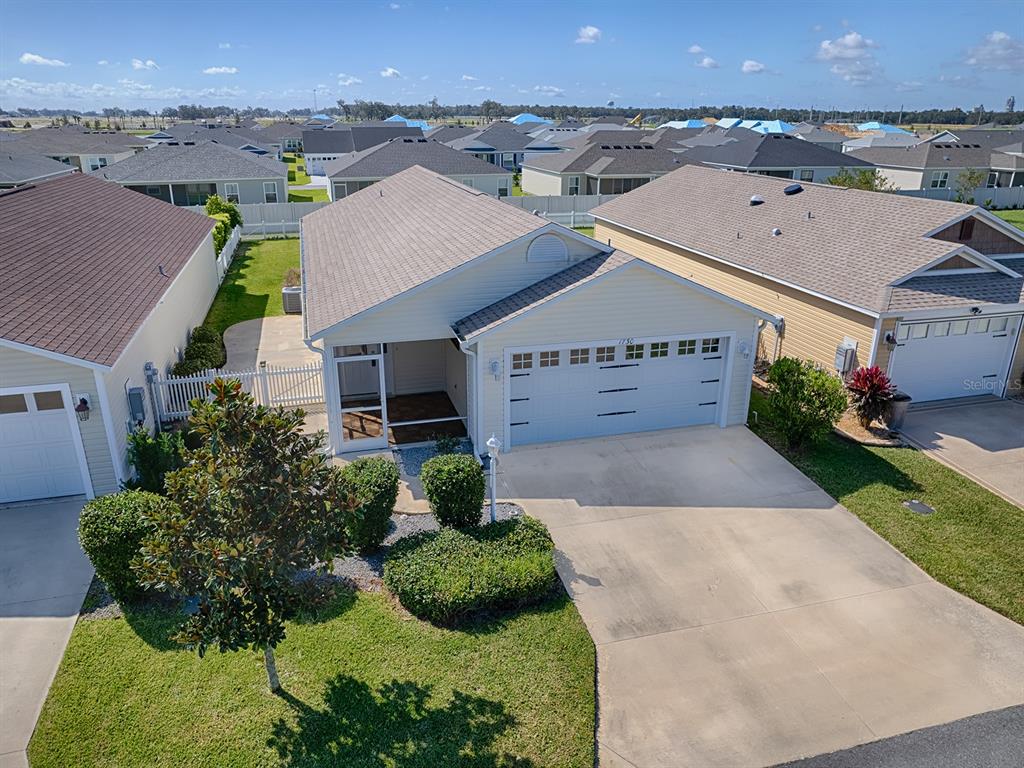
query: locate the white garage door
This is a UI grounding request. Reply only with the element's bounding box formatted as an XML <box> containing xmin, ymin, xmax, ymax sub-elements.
<box><xmin>888</xmin><ymin>315</ymin><xmax>1021</xmax><ymax>402</ymax></box>
<box><xmin>0</xmin><ymin>388</ymin><xmax>88</xmax><ymax>503</ymax></box>
<box><xmin>508</xmin><ymin>335</ymin><xmax>728</xmax><ymax>446</ymax></box>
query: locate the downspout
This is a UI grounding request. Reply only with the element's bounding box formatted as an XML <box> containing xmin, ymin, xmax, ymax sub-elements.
<box><xmin>771</xmin><ymin>316</ymin><xmax>785</xmax><ymax>363</ymax></box>
<box><xmin>457</xmin><ymin>336</ymin><xmax>480</xmax><ymax>453</ymax></box>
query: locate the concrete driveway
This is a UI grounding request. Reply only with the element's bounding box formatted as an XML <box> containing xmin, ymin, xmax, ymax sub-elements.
<box><xmin>900</xmin><ymin>398</ymin><xmax>1024</xmax><ymax>508</ymax></box>
<box><xmin>0</xmin><ymin>498</ymin><xmax>92</xmax><ymax>768</ymax></box>
<box><xmin>497</xmin><ymin>427</ymin><xmax>1024</xmax><ymax>768</ymax></box>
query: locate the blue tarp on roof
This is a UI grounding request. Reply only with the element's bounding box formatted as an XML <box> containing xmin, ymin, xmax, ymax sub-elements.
<box><xmin>738</xmin><ymin>119</ymin><xmax>763</xmax><ymax>129</ymax></box>
<box><xmin>310</xmin><ymin>113</ymin><xmax>332</xmax><ymax>121</ymax></box>
<box><xmin>509</xmin><ymin>112</ymin><xmax>553</xmax><ymax>125</ymax></box>
<box><xmin>657</xmin><ymin>119</ymin><xmax>707</xmax><ymax>129</ymax></box>
<box><xmin>717</xmin><ymin>117</ymin><xmax>742</xmax><ymax>128</ymax></box>
<box><xmin>857</xmin><ymin>121</ymin><xmax>912</xmax><ymax>134</ymax></box>
<box><xmin>752</xmin><ymin>120</ymin><xmax>796</xmax><ymax>134</ymax></box>
<box><xmin>385</xmin><ymin>114</ymin><xmax>431</xmax><ymax>131</ymax></box>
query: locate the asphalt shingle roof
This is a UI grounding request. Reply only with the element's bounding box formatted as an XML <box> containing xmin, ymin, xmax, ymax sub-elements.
<box><xmin>0</xmin><ymin>126</ymin><xmax>146</xmax><ymax>155</ymax></box>
<box><xmin>0</xmin><ymin>152</ymin><xmax>76</xmax><ymax>185</ymax></box>
<box><xmin>680</xmin><ymin>132</ymin><xmax>872</xmax><ymax>169</ymax></box>
<box><xmin>0</xmin><ymin>173</ymin><xmax>215</xmax><ymax>366</ymax></box>
<box><xmin>886</xmin><ymin>259</ymin><xmax>1024</xmax><ymax>311</ymax></box>
<box><xmin>97</xmin><ymin>140</ymin><xmax>287</xmax><ymax>183</ymax></box>
<box><xmin>849</xmin><ymin>143</ymin><xmax>994</xmax><ymax>169</ymax></box>
<box><xmin>301</xmin><ymin>125</ymin><xmax>422</xmax><ymax>154</ymax></box>
<box><xmin>301</xmin><ymin>165</ymin><xmax>549</xmax><ymax>338</ymax></box>
<box><xmin>425</xmin><ymin>125</ymin><xmax>476</xmax><ymax>143</ymax></box>
<box><xmin>445</xmin><ymin>123</ymin><xmax>559</xmax><ymax>153</ymax></box>
<box><xmin>522</xmin><ymin>142</ymin><xmax>685</xmax><ymax>175</ymax></box>
<box><xmin>591</xmin><ymin>165</ymin><xmax>991</xmax><ymax>314</ymax></box>
<box><xmin>323</xmin><ymin>137</ymin><xmax>510</xmax><ymax>178</ymax></box>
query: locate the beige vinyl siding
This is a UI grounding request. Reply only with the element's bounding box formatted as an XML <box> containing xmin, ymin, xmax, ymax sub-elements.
<box><xmin>873</xmin><ymin>167</ymin><xmax>926</xmax><ymax>190</ymax></box>
<box><xmin>0</xmin><ymin>346</ymin><xmax>117</xmax><ymax>495</ymax></box>
<box><xmin>875</xmin><ymin>317</ymin><xmax>899</xmax><ymax>373</ymax></box>
<box><xmin>595</xmin><ymin>222</ymin><xmax>878</xmax><ymax>371</ymax></box>
<box><xmin>473</xmin><ymin>264</ymin><xmax>758</xmax><ymax>448</ymax></box>
<box><xmin>388</xmin><ymin>340</ymin><xmax>446</xmax><ymax>395</ymax></box>
<box><xmin>520</xmin><ymin>167</ymin><xmax>566</xmax><ymax>196</ymax></box>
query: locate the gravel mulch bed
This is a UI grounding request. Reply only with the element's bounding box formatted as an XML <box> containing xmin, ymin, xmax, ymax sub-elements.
<box><xmin>393</xmin><ymin>440</ymin><xmax>474</xmax><ymax>477</ymax></box>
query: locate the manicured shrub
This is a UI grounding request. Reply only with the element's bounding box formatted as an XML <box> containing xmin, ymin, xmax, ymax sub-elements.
<box><xmin>383</xmin><ymin>517</ymin><xmax>557</xmax><ymax>624</ymax></box>
<box><xmin>431</xmin><ymin>432</ymin><xmax>461</xmax><ymax>456</ymax></box>
<box><xmin>189</xmin><ymin>325</ymin><xmax>222</xmax><ymax>347</ymax></box>
<box><xmin>846</xmin><ymin>365</ymin><xmax>895</xmax><ymax>428</ymax></box>
<box><xmin>124</xmin><ymin>428</ymin><xmax>184</xmax><ymax>494</ymax></box>
<box><xmin>765</xmin><ymin>357</ymin><xmax>847</xmax><ymax>450</ymax></box>
<box><xmin>420</xmin><ymin>453</ymin><xmax>485</xmax><ymax>529</ymax></box>
<box><xmin>184</xmin><ymin>340</ymin><xmax>225</xmax><ymax>369</ymax></box>
<box><xmin>79</xmin><ymin>491</ymin><xmax>171</xmax><ymax>603</ymax></box>
<box><xmin>341</xmin><ymin>456</ymin><xmax>400</xmax><ymax>553</ymax></box>
<box><xmin>204</xmin><ymin>194</ymin><xmax>242</xmax><ymax>229</ymax></box>
<box><xmin>171</xmin><ymin>357</ymin><xmax>209</xmax><ymax>377</ymax></box>
<box><xmin>210</xmin><ymin>212</ymin><xmax>232</xmax><ymax>256</ymax></box>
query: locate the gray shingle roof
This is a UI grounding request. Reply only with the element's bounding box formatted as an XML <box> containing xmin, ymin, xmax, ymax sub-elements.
<box><xmin>591</xmin><ymin>165</ymin><xmax>992</xmax><ymax>314</ymax></box>
<box><xmin>425</xmin><ymin>125</ymin><xmax>477</xmax><ymax>143</ymax></box>
<box><xmin>0</xmin><ymin>126</ymin><xmax>146</xmax><ymax>155</ymax></box>
<box><xmin>680</xmin><ymin>133</ymin><xmax>872</xmax><ymax>169</ymax></box>
<box><xmin>445</xmin><ymin>123</ymin><xmax>559</xmax><ymax>153</ymax></box>
<box><xmin>0</xmin><ymin>152</ymin><xmax>76</xmax><ymax>185</ymax></box>
<box><xmin>848</xmin><ymin>143</ymin><xmax>993</xmax><ymax>169</ymax></box>
<box><xmin>251</xmin><ymin>122</ymin><xmax>303</xmax><ymax>141</ymax></box>
<box><xmin>302</xmin><ymin>125</ymin><xmax>422</xmax><ymax>154</ymax></box>
<box><xmin>886</xmin><ymin>259</ymin><xmax>1024</xmax><ymax>311</ymax></box>
<box><xmin>302</xmin><ymin>165</ymin><xmax>550</xmax><ymax>338</ymax></box>
<box><xmin>453</xmin><ymin>251</ymin><xmax>634</xmax><ymax>339</ymax></box>
<box><xmin>0</xmin><ymin>173</ymin><xmax>215</xmax><ymax>366</ymax></box>
<box><xmin>97</xmin><ymin>140</ymin><xmax>287</xmax><ymax>183</ymax></box>
<box><xmin>159</xmin><ymin>125</ymin><xmax>272</xmax><ymax>152</ymax></box>
<box><xmin>522</xmin><ymin>142</ymin><xmax>685</xmax><ymax>175</ymax></box>
<box><xmin>323</xmin><ymin>137</ymin><xmax>511</xmax><ymax>179</ymax></box>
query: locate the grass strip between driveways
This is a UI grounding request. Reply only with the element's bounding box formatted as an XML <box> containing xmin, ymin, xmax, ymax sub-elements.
<box><xmin>29</xmin><ymin>591</ymin><xmax>595</xmax><ymax>768</ymax></box>
<box><xmin>202</xmin><ymin>238</ymin><xmax>300</xmax><ymax>337</ymax></box>
<box><xmin>284</xmin><ymin>152</ymin><xmax>311</xmax><ymax>185</ymax></box>
<box><xmin>994</xmin><ymin>209</ymin><xmax>1024</xmax><ymax>232</ymax></box>
<box><xmin>288</xmin><ymin>188</ymin><xmax>329</xmax><ymax>203</ymax></box>
<box><xmin>748</xmin><ymin>389</ymin><xmax>1023</xmax><ymax>626</ymax></box>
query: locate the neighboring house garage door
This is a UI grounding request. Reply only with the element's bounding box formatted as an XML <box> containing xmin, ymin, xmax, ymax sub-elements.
<box><xmin>507</xmin><ymin>335</ymin><xmax>728</xmax><ymax>446</ymax></box>
<box><xmin>888</xmin><ymin>315</ymin><xmax>1021</xmax><ymax>402</ymax></box>
<box><xmin>0</xmin><ymin>386</ymin><xmax>89</xmax><ymax>503</ymax></box>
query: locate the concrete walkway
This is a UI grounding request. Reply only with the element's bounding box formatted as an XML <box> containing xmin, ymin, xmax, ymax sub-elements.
<box><xmin>0</xmin><ymin>498</ymin><xmax>92</xmax><ymax>768</ymax></box>
<box><xmin>222</xmin><ymin>315</ymin><xmax>319</xmax><ymax>371</ymax></box>
<box><xmin>497</xmin><ymin>426</ymin><xmax>1024</xmax><ymax>768</ymax></box>
<box><xmin>900</xmin><ymin>398</ymin><xmax>1024</xmax><ymax>508</ymax></box>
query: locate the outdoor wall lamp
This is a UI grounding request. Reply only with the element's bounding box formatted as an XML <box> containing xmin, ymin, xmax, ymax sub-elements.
<box><xmin>74</xmin><ymin>394</ymin><xmax>91</xmax><ymax>422</ymax></box>
<box><xmin>489</xmin><ymin>360</ymin><xmax>501</xmax><ymax>380</ymax></box>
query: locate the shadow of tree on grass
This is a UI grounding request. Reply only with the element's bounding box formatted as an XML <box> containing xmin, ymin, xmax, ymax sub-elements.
<box><xmin>269</xmin><ymin>676</ymin><xmax>534</xmax><ymax>767</ymax></box>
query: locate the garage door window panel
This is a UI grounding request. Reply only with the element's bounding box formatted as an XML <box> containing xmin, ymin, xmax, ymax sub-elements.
<box><xmin>0</xmin><ymin>394</ymin><xmax>28</xmax><ymax>414</ymax></box>
<box><xmin>678</xmin><ymin>339</ymin><xmax>697</xmax><ymax>356</ymax></box>
<box><xmin>972</xmin><ymin>319</ymin><xmax>990</xmax><ymax>333</ymax></box>
<box><xmin>33</xmin><ymin>391</ymin><xmax>65</xmax><ymax>410</ymax></box>
<box><xmin>539</xmin><ymin>351</ymin><xmax>560</xmax><ymax>367</ymax></box>
<box><xmin>650</xmin><ymin>342</ymin><xmax>669</xmax><ymax>358</ymax></box>
<box><xmin>702</xmin><ymin>337</ymin><xmax>721</xmax><ymax>354</ymax></box>
<box><xmin>595</xmin><ymin>346</ymin><xmax>615</xmax><ymax>363</ymax></box>
<box><xmin>512</xmin><ymin>352</ymin><xmax>533</xmax><ymax>370</ymax></box>
<box><xmin>931</xmin><ymin>322</ymin><xmax>950</xmax><ymax>337</ymax></box>
<box><xmin>625</xmin><ymin>344</ymin><xmax>644</xmax><ymax>360</ymax></box>
<box><xmin>990</xmin><ymin>318</ymin><xmax>1008</xmax><ymax>333</ymax></box>
<box><xmin>950</xmin><ymin>320</ymin><xmax>969</xmax><ymax>335</ymax></box>
<box><xmin>570</xmin><ymin>348</ymin><xmax>589</xmax><ymax>365</ymax></box>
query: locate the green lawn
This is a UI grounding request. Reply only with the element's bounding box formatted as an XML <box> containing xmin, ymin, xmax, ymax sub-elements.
<box><xmin>284</xmin><ymin>153</ymin><xmax>311</xmax><ymax>186</ymax></box>
<box><xmin>203</xmin><ymin>238</ymin><xmax>300</xmax><ymax>336</ymax></box>
<box><xmin>994</xmin><ymin>209</ymin><xmax>1024</xmax><ymax>232</ymax></box>
<box><xmin>288</xmin><ymin>188</ymin><xmax>330</xmax><ymax>203</ymax></box>
<box><xmin>512</xmin><ymin>185</ymin><xmax>529</xmax><ymax>196</ymax></box>
<box><xmin>29</xmin><ymin>591</ymin><xmax>595</xmax><ymax>768</ymax></box>
<box><xmin>748</xmin><ymin>389</ymin><xmax>1024</xmax><ymax>625</ymax></box>
<box><xmin>573</xmin><ymin>226</ymin><xmax>595</xmax><ymax>238</ymax></box>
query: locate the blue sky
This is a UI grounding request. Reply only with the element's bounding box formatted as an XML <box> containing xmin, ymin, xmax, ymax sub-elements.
<box><xmin>1</xmin><ymin>0</ymin><xmax>1022</xmax><ymax>111</ymax></box>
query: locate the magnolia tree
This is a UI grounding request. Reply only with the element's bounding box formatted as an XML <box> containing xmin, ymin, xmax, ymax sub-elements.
<box><xmin>137</xmin><ymin>379</ymin><xmax>355</xmax><ymax>691</ymax></box>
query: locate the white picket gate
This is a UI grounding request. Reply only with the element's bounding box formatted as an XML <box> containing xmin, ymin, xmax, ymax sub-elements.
<box><xmin>152</xmin><ymin>361</ymin><xmax>324</xmax><ymax>421</ymax></box>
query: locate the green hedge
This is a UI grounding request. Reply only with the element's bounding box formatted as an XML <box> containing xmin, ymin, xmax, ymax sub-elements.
<box><xmin>79</xmin><ymin>491</ymin><xmax>173</xmax><ymax>603</ymax></box>
<box><xmin>341</xmin><ymin>456</ymin><xmax>400</xmax><ymax>553</ymax></box>
<box><xmin>420</xmin><ymin>453</ymin><xmax>485</xmax><ymax>529</ymax></box>
<box><xmin>172</xmin><ymin>328</ymin><xmax>225</xmax><ymax>376</ymax></box>
<box><xmin>383</xmin><ymin>517</ymin><xmax>557</xmax><ymax>624</ymax></box>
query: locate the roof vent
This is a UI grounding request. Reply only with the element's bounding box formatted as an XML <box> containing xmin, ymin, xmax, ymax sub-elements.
<box><xmin>771</xmin><ymin>227</ymin><xmax>782</xmax><ymax>236</ymax></box>
<box><xmin>750</xmin><ymin>195</ymin><xmax>765</xmax><ymax>206</ymax></box>
<box><xmin>783</xmin><ymin>183</ymin><xmax>803</xmax><ymax>196</ymax></box>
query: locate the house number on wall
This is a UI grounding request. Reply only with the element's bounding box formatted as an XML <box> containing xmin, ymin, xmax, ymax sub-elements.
<box><xmin>618</xmin><ymin>338</ymin><xmax>635</xmax><ymax>345</ymax></box>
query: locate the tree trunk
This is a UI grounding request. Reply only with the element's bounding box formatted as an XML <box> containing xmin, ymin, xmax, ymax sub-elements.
<box><xmin>264</xmin><ymin>645</ymin><xmax>281</xmax><ymax>692</ymax></box>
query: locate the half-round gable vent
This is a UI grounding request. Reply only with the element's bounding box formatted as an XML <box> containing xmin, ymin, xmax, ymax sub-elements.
<box><xmin>527</xmin><ymin>233</ymin><xmax>569</xmax><ymax>263</ymax></box>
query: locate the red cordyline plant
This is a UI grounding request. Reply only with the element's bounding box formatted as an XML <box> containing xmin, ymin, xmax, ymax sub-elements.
<box><xmin>846</xmin><ymin>366</ymin><xmax>896</xmax><ymax>428</ymax></box>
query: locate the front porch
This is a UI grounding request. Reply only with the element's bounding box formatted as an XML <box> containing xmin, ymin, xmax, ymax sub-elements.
<box><xmin>341</xmin><ymin>391</ymin><xmax>466</xmax><ymax>446</ymax></box>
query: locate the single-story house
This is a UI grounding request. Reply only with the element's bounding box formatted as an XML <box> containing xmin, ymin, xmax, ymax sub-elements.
<box><xmin>97</xmin><ymin>140</ymin><xmax>288</xmax><ymax>205</ymax></box>
<box><xmin>657</xmin><ymin>120</ymin><xmax>709</xmax><ymax>129</ymax></box>
<box><xmin>425</xmin><ymin>125</ymin><xmax>477</xmax><ymax>143</ymax></box>
<box><xmin>842</xmin><ymin>132</ymin><xmax>922</xmax><ymax>153</ymax></box>
<box><xmin>521</xmin><ymin>141</ymin><xmax>684</xmax><ymax>195</ymax></box>
<box><xmin>0</xmin><ymin>151</ymin><xmax>77</xmax><ymax>188</ymax></box>
<box><xmin>0</xmin><ymin>126</ymin><xmax>146</xmax><ymax>172</ymax></box>
<box><xmin>385</xmin><ymin>114</ymin><xmax>432</xmax><ymax>132</ymax></box>
<box><xmin>252</xmin><ymin>121</ymin><xmax>305</xmax><ymax>155</ymax></box>
<box><xmin>301</xmin><ymin>165</ymin><xmax>777</xmax><ymax>454</ymax></box>
<box><xmin>443</xmin><ymin>123</ymin><xmax>562</xmax><ymax>171</ymax></box>
<box><xmin>787</xmin><ymin>122</ymin><xmax>846</xmax><ymax>153</ymax></box>
<box><xmin>324</xmin><ymin>137</ymin><xmax>513</xmax><ymax>200</ymax></box>
<box><xmin>857</xmin><ymin>122</ymin><xmax>912</xmax><ymax>135</ymax></box>
<box><xmin>0</xmin><ymin>173</ymin><xmax>219</xmax><ymax>503</ymax></box>
<box><xmin>302</xmin><ymin>123</ymin><xmax>423</xmax><ymax>175</ymax></box>
<box><xmin>152</xmin><ymin>125</ymin><xmax>276</xmax><ymax>156</ymax></box>
<box><xmin>509</xmin><ymin>113</ymin><xmax>553</xmax><ymax>126</ymax></box>
<box><xmin>592</xmin><ymin>165</ymin><xmax>1024</xmax><ymax>403</ymax></box>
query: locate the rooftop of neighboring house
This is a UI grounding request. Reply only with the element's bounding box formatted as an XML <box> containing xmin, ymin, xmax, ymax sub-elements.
<box><xmin>0</xmin><ymin>125</ymin><xmax>148</xmax><ymax>155</ymax></box>
<box><xmin>0</xmin><ymin>151</ymin><xmax>77</xmax><ymax>186</ymax></box>
<box><xmin>639</xmin><ymin>127</ymin><xmax>708</xmax><ymax>150</ymax></box>
<box><xmin>925</xmin><ymin>128</ymin><xmax>1024</xmax><ymax>149</ymax></box>
<box><xmin>557</xmin><ymin>128</ymin><xmax>650</xmax><ymax>150</ymax></box>
<box><xmin>443</xmin><ymin>123</ymin><xmax>561</xmax><ymax>153</ymax></box>
<box><xmin>0</xmin><ymin>173</ymin><xmax>215</xmax><ymax>366</ymax></box>
<box><xmin>251</xmin><ymin>121</ymin><xmax>305</xmax><ymax>141</ymax></box>
<box><xmin>788</xmin><ymin>122</ymin><xmax>846</xmax><ymax>144</ymax></box>
<box><xmin>679</xmin><ymin>132</ymin><xmax>873</xmax><ymax>169</ymax></box>
<box><xmin>424</xmin><ymin>125</ymin><xmax>477</xmax><ymax>143</ymax></box>
<box><xmin>323</xmin><ymin>137</ymin><xmax>512</xmax><ymax>179</ymax></box>
<box><xmin>301</xmin><ymin>124</ymin><xmax>423</xmax><ymax>154</ymax></box>
<box><xmin>301</xmin><ymin>165</ymin><xmax>551</xmax><ymax>338</ymax></box>
<box><xmin>591</xmin><ymin>165</ymin><xmax>1024</xmax><ymax>315</ymax></box>
<box><xmin>842</xmin><ymin>132</ymin><xmax>922</xmax><ymax>151</ymax></box>
<box><xmin>589</xmin><ymin>115</ymin><xmax>630</xmax><ymax>125</ymax></box>
<box><xmin>156</xmin><ymin>124</ymin><xmax>271</xmax><ymax>152</ymax></box>
<box><xmin>522</xmin><ymin>141</ymin><xmax>686</xmax><ymax>176</ymax></box>
<box><xmin>97</xmin><ymin>139</ymin><xmax>287</xmax><ymax>183</ymax></box>
<box><xmin>511</xmin><ymin>121</ymin><xmax>551</xmax><ymax>134</ymax></box>
<box><xmin>848</xmin><ymin>141</ymin><xmax>998</xmax><ymax>169</ymax></box>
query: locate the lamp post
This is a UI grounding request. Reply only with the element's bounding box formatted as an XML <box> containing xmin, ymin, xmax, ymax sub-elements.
<box><xmin>485</xmin><ymin>433</ymin><xmax>501</xmax><ymax>523</ymax></box>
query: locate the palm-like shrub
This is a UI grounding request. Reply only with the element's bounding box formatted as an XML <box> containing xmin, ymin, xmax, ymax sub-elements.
<box><xmin>846</xmin><ymin>366</ymin><xmax>896</xmax><ymax>428</ymax></box>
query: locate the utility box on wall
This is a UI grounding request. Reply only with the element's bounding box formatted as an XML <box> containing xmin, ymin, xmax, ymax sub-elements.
<box><xmin>127</xmin><ymin>386</ymin><xmax>147</xmax><ymax>425</ymax></box>
<box><xmin>834</xmin><ymin>338</ymin><xmax>858</xmax><ymax>374</ymax></box>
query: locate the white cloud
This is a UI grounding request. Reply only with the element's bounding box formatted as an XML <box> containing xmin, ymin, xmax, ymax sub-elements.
<box><xmin>0</xmin><ymin>76</ymin><xmax>244</xmax><ymax>102</ymax></box>
<box><xmin>389</xmin><ymin>2</ymin><xmax>400</xmax><ymax>8</ymax></box>
<box><xmin>20</xmin><ymin>52</ymin><xmax>68</xmax><ymax>67</ymax></box>
<box><xmin>461</xmin><ymin>74</ymin><xmax>478</xmax><ymax>81</ymax></box>
<box><xmin>534</xmin><ymin>84</ymin><xmax>565</xmax><ymax>97</ymax></box>
<box><xmin>575</xmin><ymin>25</ymin><xmax>601</xmax><ymax>44</ymax></box>
<box><xmin>472</xmin><ymin>85</ymin><xmax>491</xmax><ymax>91</ymax></box>
<box><xmin>202</xmin><ymin>66</ymin><xmax>238</xmax><ymax>75</ymax></box>
<box><xmin>741</xmin><ymin>59</ymin><xmax>765</xmax><ymax>74</ymax></box>
<box><xmin>687</xmin><ymin>44</ymin><xmax>704</xmax><ymax>54</ymax></box>
<box><xmin>131</xmin><ymin>58</ymin><xmax>159</xmax><ymax>70</ymax></box>
<box><xmin>937</xmin><ymin>73</ymin><xmax>981</xmax><ymax>89</ymax></box>
<box><xmin>218</xmin><ymin>42</ymin><xmax>231</xmax><ymax>49</ymax></box>
<box><xmin>894</xmin><ymin>80</ymin><xmax>923</xmax><ymax>93</ymax></box>
<box><xmin>817</xmin><ymin>31</ymin><xmax>878</xmax><ymax>61</ymax></box>
<box><xmin>965</xmin><ymin>31</ymin><xmax>1024</xmax><ymax>72</ymax></box>
<box><xmin>337</xmin><ymin>73</ymin><xmax>362</xmax><ymax>86</ymax></box>
<box><xmin>420</xmin><ymin>75</ymin><xmax>429</xmax><ymax>80</ymax></box>
<box><xmin>380</xmin><ymin>67</ymin><xmax>401</xmax><ymax>78</ymax></box>
<box><xmin>97</xmin><ymin>59</ymin><xmax>109</xmax><ymax>66</ymax></box>
<box><xmin>695</xmin><ymin>56</ymin><xmax>719</xmax><ymax>69</ymax></box>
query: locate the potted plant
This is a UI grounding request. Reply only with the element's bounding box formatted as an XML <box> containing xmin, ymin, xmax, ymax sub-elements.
<box><xmin>846</xmin><ymin>366</ymin><xmax>896</xmax><ymax>429</ymax></box>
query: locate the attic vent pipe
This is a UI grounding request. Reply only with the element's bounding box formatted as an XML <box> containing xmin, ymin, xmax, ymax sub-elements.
<box><xmin>783</xmin><ymin>183</ymin><xmax>803</xmax><ymax>195</ymax></box>
<box><xmin>771</xmin><ymin>227</ymin><xmax>782</xmax><ymax>237</ymax></box>
<box><xmin>750</xmin><ymin>195</ymin><xmax>765</xmax><ymax>206</ymax></box>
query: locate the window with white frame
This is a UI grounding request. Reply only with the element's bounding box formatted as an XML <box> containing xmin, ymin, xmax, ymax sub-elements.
<box><xmin>511</xmin><ymin>352</ymin><xmax>533</xmax><ymax>370</ymax></box>
<box><xmin>263</xmin><ymin>181</ymin><xmax>278</xmax><ymax>203</ymax></box>
<box><xmin>461</xmin><ymin>178</ymin><xmax>475</xmax><ymax>188</ymax></box>
<box><xmin>990</xmin><ymin>317</ymin><xmax>1008</xmax><ymax>333</ymax></box>
<box><xmin>497</xmin><ymin>178</ymin><xmax>510</xmax><ymax>197</ymax></box>
<box><xmin>678</xmin><ymin>339</ymin><xmax>696</xmax><ymax>355</ymax></box>
<box><xmin>224</xmin><ymin>183</ymin><xmax>240</xmax><ymax>203</ymax></box>
<box><xmin>972</xmin><ymin>318</ymin><xmax>990</xmax><ymax>333</ymax></box>
<box><xmin>701</xmin><ymin>337</ymin><xmax>720</xmax><ymax>353</ymax></box>
<box><xmin>799</xmin><ymin>169</ymin><xmax>814</xmax><ymax>182</ymax></box>
<box><xmin>950</xmin><ymin>320</ymin><xmax>969</xmax><ymax>335</ymax></box>
<box><xmin>911</xmin><ymin>324</ymin><xmax>928</xmax><ymax>339</ymax></box>
<box><xmin>986</xmin><ymin>172</ymin><xmax>998</xmax><ymax>188</ymax></box>
<box><xmin>625</xmin><ymin>343</ymin><xmax>644</xmax><ymax>360</ymax></box>
<box><xmin>595</xmin><ymin>346</ymin><xmax>615</xmax><ymax>363</ymax></box>
<box><xmin>539</xmin><ymin>350</ymin><xmax>560</xmax><ymax>367</ymax></box>
<box><xmin>569</xmin><ymin>348</ymin><xmax>589</xmax><ymax>365</ymax></box>
<box><xmin>929</xmin><ymin>171</ymin><xmax>949</xmax><ymax>189</ymax></box>
<box><xmin>568</xmin><ymin>176</ymin><xmax>580</xmax><ymax>195</ymax></box>
<box><xmin>649</xmin><ymin>341</ymin><xmax>669</xmax><ymax>358</ymax></box>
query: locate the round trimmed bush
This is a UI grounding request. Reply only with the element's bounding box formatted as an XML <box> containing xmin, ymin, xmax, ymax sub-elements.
<box><xmin>171</xmin><ymin>357</ymin><xmax>208</xmax><ymax>377</ymax></box>
<box><xmin>420</xmin><ymin>453</ymin><xmax>485</xmax><ymax>529</ymax></box>
<box><xmin>341</xmin><ymin>456</ymin><xmax>400</xmax><ymax>553</ymax></box>
<box><xmin>184</xmin><ymin>341</ymin><xmax>225</xmax><ymax>369</ymax></box>
<box><xmin>79</xmin><ymin>491</ymin><xmax>172</xmax><ymax>603</ymax></box>
<box><xmin>383</xmin><ymin>517</ymin><xmax>557</xmax><ymax>624</ymax></box>
<box><xmin>189</xmin><ymin>326</ymin><xmax>222</xmax><ymax>347</ymax></box>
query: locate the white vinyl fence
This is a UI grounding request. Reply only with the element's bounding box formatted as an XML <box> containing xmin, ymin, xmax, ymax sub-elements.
<box><xmin>897</xmin><ymin>186</ymin><xmax>1024</xmax><ymax>209</ymax></box>
<box><xmin>216</xmin><ymin>226</ymin><xmax>242</xmax><ymax>278</ymax></box>
<box><xmin>187</xmin><ymin>202</ymin><xmax>328</xmax><ymax>236</ymax></box>
<box><xmin>500</xmin><ymin>194</ymin><xmax>619</xmax><ymax>228</ymax></box>
<box><xmin>152</xmin><ymin>361</ymin><xmax>324</xmax><ymax>421</ymax></box>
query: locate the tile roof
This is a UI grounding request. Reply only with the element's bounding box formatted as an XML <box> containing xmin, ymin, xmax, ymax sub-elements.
<box><xmin>301</xmin><ymin>125</ymin><xmax>422</xmax><ymax>154</ymax></box>
<box><xmin>323</xmin><ymin>137</ymin><xmax>510</xmax><ymax>178</ymax></box>
<box><xmin>0</xmin><ymin>151</ymin><xmax>76</xmax><ymax>185</ymax></box>
<box><xmin>885</xmin><ymin>259</ymin><xmax>1024</xmax><ymax>312</ymax></box>
<box><xmin>680</xmin><ymin>132</ymin><xmax>872</xmax><ymax>169</ymax></box>
<box><xmin>591</xmin><ymin>165</ymin><xmax>986</xmax><ymax>314</ymax></box>
<box><xmin>96</xmin><ymin>140</ymin><xmax>287</xmax><ymax>183</ymax></box>
<box><xmin>522</xmin><ymin>141</ymin><xmax>685</xmax><ymax>175</ymax></box>
<box><xmin>453</xmin><ymin>251</ymin><xmax>634</xmax><ymax>339</ymax></box>
<box><xmin>302</xmin><ymin>165</ymin><xmax>550</xmax><ymax>338</ymax></box>
<box><xmin>0</xmin><ymin>173</ymin><xmax>215</xmax><ymax>366</ymax></box>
